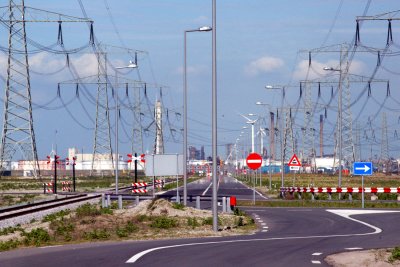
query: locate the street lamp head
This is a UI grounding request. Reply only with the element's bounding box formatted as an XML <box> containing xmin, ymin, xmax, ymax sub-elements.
<box><xmin>199</xmin><ymin>26</ymin><xmax>212</xmax><ymax>32</ymax></box>
<box><xmin>255</xmin><ymin>101</ymin><xmax>262</xmax><ymax>105</ymax></box>
<box><xmin>248</xmin><ymin>113</ymin><xmax>257</xmax><ymax>116</ymax></box>
<box><xmin>265</xmin><ymin>85</ymin><xmax>273</xmax><ymax>89</ymax></box>
<box><xmin>116</xmin><ymin>60</ymin><xmax>138</xmax><ymax>69</ymax></box>
<box><xmin>128</xmin><ymin>60</ymin><xmax>138</xmax><ymax>68</ymax></box>
<box><xmin>323</xmin><ymin>67</ymin><xmax>332</xmax><ymax>71</ymax></box>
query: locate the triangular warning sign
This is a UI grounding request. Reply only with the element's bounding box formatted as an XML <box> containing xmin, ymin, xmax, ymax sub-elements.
<box><xmin>288</xmin><ymin>154</ymin><xmax>301</xmax><ymax>166</ymax></box>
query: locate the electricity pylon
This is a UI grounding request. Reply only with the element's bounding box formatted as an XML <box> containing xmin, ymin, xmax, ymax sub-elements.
<box><xmin>0</xmin><ymin>0</ymin><xmax>92</xmax><ymax>177</ymax></box>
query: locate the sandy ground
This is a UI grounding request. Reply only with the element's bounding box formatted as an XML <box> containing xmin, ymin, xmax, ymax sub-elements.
<box><xmin>326</xmin><ymin>249</ymin><xmax>400</xmax><ymax>266</ymax></box>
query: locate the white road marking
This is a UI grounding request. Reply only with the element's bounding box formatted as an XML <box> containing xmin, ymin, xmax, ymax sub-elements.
<box><xmin>261</xmin><ymin>223</ymin><xmax>266</xmax><ymax>226</ymax></box>
<box><xmin>262</xmin><ymin>226</ymin><xmax>268</xmax><ymax>229</ymax></box>
<box><xmin>201</xmin><ymin>182</ymin><xmax>213</xmax><ymax>196</ymax></box>
<box><xmin>312</xmin><ymin>252</ymin><xmax>322</xmax><ymax>256</ymax></box>
<box><xmin>287</xmin><ymin>209</ymin><xmax>313</xmax><ymax>212</ymax></box>
<box><xmin>262</xmin><ymin>230</ymin><xmax>268</xmax><ymax>232</ymax></box>
<box><xmin>345</xmin><ymin>247</ymin><xmax>363</xmax><ymax>250</ymax></box>
<box><xmin>311</xmin><ymin>260</ymin><xmax>321</xmax><ymax>264</ymax></box>
<box><xmin>126</xmin><ymin>209</ymin><xmax>395</xmax><ymax>264</ymax></box>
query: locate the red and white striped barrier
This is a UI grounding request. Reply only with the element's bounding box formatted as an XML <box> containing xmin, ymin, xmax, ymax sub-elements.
<box><xmin>132</xmin><ymin>189</ymin><xmax>148</xmax><ymax>193</ymax></box>
<box><xmin>132</xmin><ymin>182</ymin><xmax>147</xmax><ymax>193</ymax></box>
<box><xmin>62</xmin><ymin>181</ymin><xmax>71</xmax><ymax>192</ymax></box>
<box><xmin>281</xmin><ymin>187</ymin><xmax>400</xmax><ymax>194</ymax></box>
<box><xmin>154</xmin><ymin>179</ymin><xmax>164</xmax><ymax>188</ymax></box>
<box><xmin>43</xmin><ymin>183</ymin><xmax>54</xmax><ymax>194</ymax></box>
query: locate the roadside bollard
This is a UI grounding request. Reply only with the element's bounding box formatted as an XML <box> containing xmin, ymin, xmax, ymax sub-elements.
<box><xmin>222</xmin><ymin>197</ymin><xmax>227</xmax><ymax>212</ymax></box>
<box><xmin>397</xmin><ymin>194</ymin><xmax>400</xmax><ymax>202</ymax></box>
<box><xmin>135</xmin><ymin>195</ymin><xmax>140</xmax><ymax>206</ymax></box>
<box><xmin>328</xmin><ymin>193</ymin><xmax>332</xmax><ymax>201</ymax></box>
<box><xmin>101</xmin><ymin>194</ymin><xmax>105</xmax><ymax>208</ymax></box>
<box><xmin>349</xmin><ymin>193</ymin><xmax>353</xmax><ymax>202</ymax></box>
<box><xmin>311</xmin><ymin>193</ymin><xmax>315</xmax><ymax>201</ymax></box>
<box><xmin>176</xmin><ymin>195</ymin><xmax>180</xmax><ymax>203</ymax></box>
<box><xmin>371</xmin><ymin>194</ymin><xmax>378</xmax><ymax>201</ymax></box>
<box><xmin>196</xmin><ymin>196</ymin><xmax>200</xmax><ymax>209</ymax></box>
<box><xmin>298</xmin><ymin>192</ymin><xmax>302</xmax><ymax>200</ymax></box>
<box><xmin>118</xmin><ymin>195</ymin><xmax>122</xmax><ymax>209</ymax></box>
<box><xmin>227</xmin><ymin>197</ymin><xmax>232</xmax><ymax>213</ymax></box>
<box><xmin>107</xmin><ymin>194</ymin><xmax>111</xmax><ymax>208</ymax></box>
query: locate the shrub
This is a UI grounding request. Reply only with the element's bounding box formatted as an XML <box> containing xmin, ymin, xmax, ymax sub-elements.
<box><xmin>76</xmin><ymin>203</ymin><xmax>101</xmax><ymax>217</ymax></box>
<box><xmin>136</xmin><ymin>214</ymin><xmax>149</xmax><ymax>222</ymax></box>
<box><xmin>116</xmin><ymin>222</ymin><xmax>138</xmax><ymax>238</ymax></box>
<box><xmin>172</xmin><ymin>202</ymin><xmax>185</xmax><ymax>210</ymax></box>
<box><xmin>187</xmin><ymin>217</ymin><xmax>199</xmax><ymax>229</ymax></box>
<box><xmin>23</xmin><ymin>228</ymin><xmax>50</xmax><ymax>247</ymax></box>
<box><xmin>202</xmin><ymin>217</ymin><xmax>213</xmax><ymax>225</ymax></box>
<box><xmin>233</xmin><ymin>208</ymin><xmax>245</xmax><ymax>216</ymax></box>
<box><xmin>389</xmin><ymin>247</ymin><xmax>400</xmax><ymax>263</ymax></box>
<box><xmin>0</xmin><ymin>226</ymin><xmax>23</xmax><ymax>236</ymax></box>
<box><xmin>236</xmin><ymin>217</ymin><xmax>244</xmax><ymax>227</ymax></box>
<box><xmin>100</xmin><ymin>207</ymin><xmax>113</xmax><ymax>215</ymax></box>
<box><xmin>42</xmin><ymin>209</ymin><xmax>71</xmax><ymax>222</ymax></box>
<box><xmin>151</xmin><ymin>216</ymin><xmax>177</xmax><ymax>229</ymax></box>
<box><xmin>0</xmin><ymin>240</ymin><xmax>20</xmax><ymax>251</ymax></box>
<box><xmin>83</xmin><ymin>229</ymin><xmax>110</xmax><ymax>240</ymax></box>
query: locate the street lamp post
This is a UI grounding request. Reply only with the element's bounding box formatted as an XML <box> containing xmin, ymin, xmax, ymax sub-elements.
<box><xmin>323</xmin><ymin>66</ymin><xmax>343</xmax><ymax>198</ymax></box>
<box><xmin>256</xmin><ymin>102</ymin><xmax>272</xmax><ymax>190</ymax></box>
<box><xmin>183</xmin><ymin>25</ymin><xmax>211</xmax><ymax>206</ymax></box>
<box><xmin>115</xmin><ymin>61</ymin><xmax>138</xmax><ymax>194</ymax></box>
<box><xmin>265</xmin><ymin>85</ymin><xmax>285</xmax><ymax>192</ymax></box>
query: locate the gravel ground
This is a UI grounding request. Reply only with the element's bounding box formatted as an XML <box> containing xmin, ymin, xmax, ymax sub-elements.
<box><xmin>0</xmin><ymin>196</ymin><xmax>100</xmax><ymax>230</ymax></box>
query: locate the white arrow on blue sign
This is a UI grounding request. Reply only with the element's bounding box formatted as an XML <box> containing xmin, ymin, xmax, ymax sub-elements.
<box><xmin>353</xmin><ymin>162</ymin><xmax>373</xmax><ymax>176</ymax></box>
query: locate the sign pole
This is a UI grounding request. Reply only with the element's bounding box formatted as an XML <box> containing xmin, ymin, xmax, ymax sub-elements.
<box><xmin>362</xmin><ymin>175</ymin><xmax>364</xmax><ymax>209</ymax></box>
<box><xmin>253</xmin><ymin>170</ymin><xmax>256</xmax><ymax>204</ymax></box>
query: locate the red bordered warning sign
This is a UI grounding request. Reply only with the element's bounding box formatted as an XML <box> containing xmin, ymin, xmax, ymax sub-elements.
<box><xmin>288</xmin><ymin>154</ymin><xmax>301</xmax><ymax>167</ymax></box>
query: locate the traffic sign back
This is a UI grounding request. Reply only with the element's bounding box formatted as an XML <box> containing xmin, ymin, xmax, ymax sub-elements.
<box><xmin>288</xmin><ymin>154</ymin><xmax>301</xmax><ymax>167</ymax></box>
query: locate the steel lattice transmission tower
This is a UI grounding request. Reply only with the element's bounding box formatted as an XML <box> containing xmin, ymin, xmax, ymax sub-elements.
<box><xmin>380</xmin><ymin>112</ymin><xmax>389</xmax><ymax>171</ymax></box>
<box><xmin>91</xmin><ymin>53</ymin><xmax>113</xmax><ymax>175</ymax></box>
<box><xmin>283</xmin><ymin>109</ymin><xmax>295</xmax><ymax>162</ymax></box>
<box><xmin>301</xmin><ymin>81</ymin><xmax>316</xmax><ymax>167</ymax></box>
<box><xmin>0</xmin><ymin>0</ymin><xmax>39</xmax><ymax>176</ymax></box>
<box><xmin>0</xmin><ymin>0</ymin><xmax>91</xmax><ymax>177</ymax></box>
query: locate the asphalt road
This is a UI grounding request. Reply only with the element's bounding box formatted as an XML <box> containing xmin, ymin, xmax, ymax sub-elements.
<box><xmin>1</xmin><ymin>176</ymin><xmax>400</xmax><ymax>267</ymax></box>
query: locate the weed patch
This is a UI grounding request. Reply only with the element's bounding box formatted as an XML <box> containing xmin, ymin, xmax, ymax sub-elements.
<box><xmin>151</xmin><ymin>216</ymin><xmax>178</xmax><ymax>229</ymax></box>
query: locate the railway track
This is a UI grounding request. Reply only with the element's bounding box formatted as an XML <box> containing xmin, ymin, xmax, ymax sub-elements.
<box><xmin>0</xmin><ymin>194</ymin><xmax>100</xmax><ymax>221</ymax></box>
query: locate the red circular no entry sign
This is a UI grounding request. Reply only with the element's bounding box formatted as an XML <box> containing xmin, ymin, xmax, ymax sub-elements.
<box><xmin>246</xmin><ymin>153</ymin><xmax>262</xmax><ymax>170</ymax></box>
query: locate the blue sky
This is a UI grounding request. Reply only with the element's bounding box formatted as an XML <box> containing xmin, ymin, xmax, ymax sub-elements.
<box><xmin>1</xmin><ymin>0</ymin><xmax>400</xmax><ymax>161</ymax></box>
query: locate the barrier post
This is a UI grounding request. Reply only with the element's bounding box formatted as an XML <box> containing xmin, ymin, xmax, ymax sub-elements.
<box><xmin>118</xmin><ymin>195</ymin><xmax>122</xmax><ymax>209</ymax></box>
<box><xmin>135</xmin><ymin>195</ymin><xmax>140</xmax><ymax>206</ymax></box>
<box><xmin>101</xmin><ymin>194</ymin><xmax>105</xmax><ymax>208</ymax></box>
<box><xmin>311</xmin><ymin>193</ymin><xmax>315</xmax><ymax>201</ymax></box>
<box><xmin>107</xmin><ymin>194</ymin><xmax>111</xmax><ymax>207</ymax></box>
<box><xmin>328</xmin><ymin>193</ymin><xmax>332</xmax><ymax>201</ymax></box>
<box><xmin>227</xmin><ymin>197</ymin><xmax>232</xmax><ymax>213</ymax></box>
<box><xmin>196</xmin><ymin>196</ymin><xmax>200</xmax><ymax>209</ymax></box>
<box><xmin>349</xmin><ymin>193</ymin><xmax>352</xmax><ymax>201</ymax></box>
<box><xmin>222</xmin><ymin>197</ymin><xmax>226</xmax><ymax>212</ymax></box>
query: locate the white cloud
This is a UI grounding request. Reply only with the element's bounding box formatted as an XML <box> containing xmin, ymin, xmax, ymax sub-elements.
<box><xmin>244</xmin><ymin>56</ymin><xmax>284</xmax><ymax>76</ymax></box>
<box><xmin>293</xmin><ymin>59</ymin><xmax>365</xmax><ymax>80</ymax></box>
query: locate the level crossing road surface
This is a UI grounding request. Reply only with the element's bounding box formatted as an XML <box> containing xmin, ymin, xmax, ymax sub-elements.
<box><xmin>160</xmin><ymin>175</ymin><xmax>267</xmax><ymax>209</ymax></box>
<box><xmin>1</xmin><ymin>205</ymin><xmax>400</xmax><ymax>266</ymax></box>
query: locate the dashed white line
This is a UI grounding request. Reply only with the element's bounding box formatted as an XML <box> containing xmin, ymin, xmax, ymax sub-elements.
<box><xmin>262</xmin><ymin>226</ymin><xmax>268</xmax><ymax>229</ymax></box>
<box><xmin>312</xmin><ymin>252</ymin><xmax>322</xmax><ymax>256</ymax></box>
<box><xmin>345</xmin><ymin>247</ymin><xmax>363</xmax><ymax>250</ymax></box>
<box><xmin>261</xmin><ymin>223</ymin><xmax>266</xmax><ymax>226</ymax></box>
<box><xmin>311</xmin><ymin>260</ymin><xmax>321</xmax><ymax>264</ymax></box>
